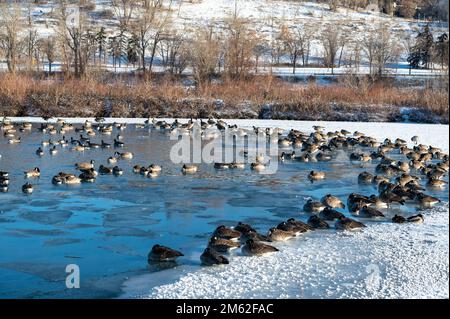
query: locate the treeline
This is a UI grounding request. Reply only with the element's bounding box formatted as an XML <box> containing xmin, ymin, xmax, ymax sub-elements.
<box><xmin>0</xmin><ymin>0</ymin><xmax>448</xmax><ymax>84</ymax></box>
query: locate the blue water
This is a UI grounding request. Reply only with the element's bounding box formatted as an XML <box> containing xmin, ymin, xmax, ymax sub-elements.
<box><xmin>0</xmin><ymin>124</ymin><xmax>447</xmax><ymax>298</ymax></box>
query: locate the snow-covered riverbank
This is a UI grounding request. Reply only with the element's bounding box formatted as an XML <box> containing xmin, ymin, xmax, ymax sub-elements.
<box><xmin>122</xmin><ymin>203</ymin><xmax>449</xmax><ymax>299</ymax></box>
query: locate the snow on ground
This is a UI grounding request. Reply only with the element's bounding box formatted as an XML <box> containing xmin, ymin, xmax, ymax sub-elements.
<box><xmin>0</xmin><ymin>1</ymin><xmax>447</xmax><ymax>75</ymax></box>
<box><xmin>122</xmin><ymin>203</ymin><xmax>448</xmax><ymax>299</ymax></box>
<box><xmin>4</xmin><ymin>117</ymin><xmax>449</xmax><ymax>298</ymax></box>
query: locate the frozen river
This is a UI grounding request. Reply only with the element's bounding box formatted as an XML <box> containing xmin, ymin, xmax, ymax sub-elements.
<box><xmin>0</xmin><ymin>118</ymin><xmax>448</xmax><ymax>298</ymax></box>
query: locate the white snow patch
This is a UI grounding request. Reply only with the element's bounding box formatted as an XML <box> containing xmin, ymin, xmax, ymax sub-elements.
<box><xmin>122</xmin><ymin>203</ymin><xmax>449</xmax><ymax>299</ymax></box>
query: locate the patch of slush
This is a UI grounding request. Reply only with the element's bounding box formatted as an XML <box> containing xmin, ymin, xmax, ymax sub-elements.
<box><xmin>122</xmin><ymin>203</ymin><xmax>449</xmax><ymax>299</ymax></box>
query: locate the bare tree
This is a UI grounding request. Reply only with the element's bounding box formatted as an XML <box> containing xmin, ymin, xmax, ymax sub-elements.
<box><xmin>111</xmin><ymin>0</ymin><xmax>136</xmax><ymax>29</ymax></box>
<box><xmin>320</xmin><ymin>24</ymin><xmax>340</xmax><ymax>75</ymax></box>
<box><xmin>130</xmin><ymin>0</ymin><xmax>173</xmax><ymax>73</ymax></box>
<box><xmin>40</xmin><ymin>37</ymin><xmax>57</xmax><ymax>73</ymax></box>
<box><xmin>158</xmin><ymin>28</ymin><xmax>189</xmax><ymax>74</ymax></box>
<box><xmin>188</xmin><ymin>25</ymin><xmax>221</xmax><ymax>86</ymax></box>
<box><xmin>55</xmin><ymin>0</ymin><xmax>96</xmax><ymax>77</ymax></box>
<box><xmin>0</xmin><ymin>4</ymin><xmax>23</xmax><ymax>73</ymax></box>
<box><xmin>223</xmin><ymin>14</ymin><xmax>257</xmax><ymax>79</ymax></box>
<box><xmin>372</xmin><ymin>24</ymin><xmax>401</xmax><ymax>77</ymax></box>
<box><xmin>25</xmin><ymin>4</ymin><xmax>39</xmax><ymax>72</ymax></box>
<box><xmin>402</xmin><ymin>30</ymin><xmax>416</xmax><ymax>75</ymax></box>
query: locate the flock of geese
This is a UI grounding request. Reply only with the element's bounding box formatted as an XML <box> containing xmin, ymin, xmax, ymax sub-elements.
<box><xmin>0</xmin><ymin>116</ymin><xmax>448</xmax><ymax>267</ymax></box>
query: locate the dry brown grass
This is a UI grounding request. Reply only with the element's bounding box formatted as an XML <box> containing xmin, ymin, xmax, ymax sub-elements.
<box><xmin>0</xmin><ymin>73</ymin><xmax>448</xmax><ymax>123</ymax></box>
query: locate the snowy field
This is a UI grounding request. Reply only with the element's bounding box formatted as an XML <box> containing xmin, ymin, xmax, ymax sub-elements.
<box><xmin>5</xmin><ymin>117</ymin><xmax>447</xmax><ymax>299</ymax></box>
<box><xmin>0</xmin><ymin>0</ymin><xmax>448</xmax><ymax>76</ymax></box>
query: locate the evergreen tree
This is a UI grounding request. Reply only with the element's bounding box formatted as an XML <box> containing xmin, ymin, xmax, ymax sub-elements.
<box><xmin>127</xmin><ymin>34</ymin><xmax>139</xmax><ymax>67</ymax></box>
<box><xmin>407</xmin><ymin>24</ymin><xmax>434</xmax><ymax>69</ymax></box>
<box><xmin>433</xmin><ymin>33</ymin><xmax>449</xmax><ymax>69</ymax></box>
<box><xmin>96</xmin><ymin>26</ymin><xmax>107</xmax><ymax>65</ymax></box>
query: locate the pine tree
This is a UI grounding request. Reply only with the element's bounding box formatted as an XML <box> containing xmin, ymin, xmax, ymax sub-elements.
<box><xmin>96</xmin><ymin>26</ymin><xmax>107</xmax><ymax>65</ymax></box>
<box><xmin>407</xmin><ymin>24</ymin><xmax>434</xmax><ymax>69</ymax></box>
<box><xmin>127</xmin><ymin>34</ymin><xmax>139</xmax><ymax>68</ymax></box>
<box><xmin>434</xmin><ymin>33</ymin><xmax>449</xmax><ymax>69</ymax></box>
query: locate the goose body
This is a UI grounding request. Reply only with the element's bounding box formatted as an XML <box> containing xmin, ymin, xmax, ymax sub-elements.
<box><xmin>182</xmin><ymin>164</ymin><xmax>198</xmax><ymax>173</ymax></box>
<box><xmin>200</xmin><ymin>248</ymin><xmax>229</xmax><ymax>266</ymax></box>
<box><xmin>321</xmin><ymin>194</ymin><xmax>345</xmax><ymax>209</ymax></box>
<box><xmin>307</xmin><ymin>215</ymin><xmax>330</xmax><ymax>229</ymax></box>
<box><xmin>148</xmin><ymin>244</ymin><xmax>184</xmax><ymax>262</ymax></box>
<box><xmin>335</xmin><ymin>217</ymin><xmax>366</xmax><ymax>230</ymax></box>
<box><xmin>267</xmin><ymin>228</ymin><xmax>296</xmax><ymax>241</ymax></box>
<box><xmin>25</xmin><ymin>167</ymin><xmax>41</xmax><ymax>178</ymax></box>
<box><xmin>208</xmin><ymin>236</ymin><xmax>241</xmax><ymax>252</ymax></box>
<box><xmin>242</xmin><ymin>239</ymin><xmax>279</xmax><ymax>256</ymax></box>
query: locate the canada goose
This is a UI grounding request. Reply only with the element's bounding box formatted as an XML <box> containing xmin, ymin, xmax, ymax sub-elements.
<box><xmin>0</xmin><ymin>177</ymin><xmax>10</xmax><ymax>186</ymax></box>
<box><xmin>108</xmin><ymin>156</ymin><xmax>118</xmax><ymax>164</ymax></box>
<box><xmin>101</xmin><ymin>140</ymin><xmax>111</xmax><ymax>148</ymax></box>
<box><xmin>411</xmin><ymin>135</ymin><xmax>419</xmax><ymax>145</ymax></box>
<box><xmin>319</xmin><ymin>207</ymin><xmax>345</xmax><ymax>221</ymax></box>
<box><xmin>79</xmin><ymin>167</ymin><xmax>98</xmax><ymax>177</ymax></box>
<box><xmin>407</xmin><ymin>214</ymin><xmax>424</xmax><ymax>224</ymax></box>
<box><xmin>231</xmin><ymin>162</ymin><xmax>245</xmax><ymax>169</ymax></box>
<box><xmin>358</xmin><ymin>172</ymin><xmax>374</xmax><ymax>184</ymax></box>
<box><xmin>79</xmin><ymin>171</ymin><xmax>96</xmax><ymax>183</ymax></box>
<box><xmin>99</xmin><ymin>165</ymin><xmax>113</xmax><ymax>175</ymax></box>
<box><xmin>335</xmin><ymin>216</ymin><xmax>366</xmax><ymax>230</ymax></box>
<box><xmin>76</xmin><ymin>160</ymin><xmax>95</xmax><ymax>170</ymax></box>
<box><xmin>347</xmin><ymin>193</ymin><xmax>374</xmax><ymax>213</ymax></box>
<box><xmin>267</xmin><ymin>228</ymin><xmax>296</xmax><ymax>241</ymax></box>
<box><xmin>234</xmin><ymin>222</ymin><xmax>257</xmax><ymax>234</ymax></box>
<box><xmin>308</xmin><ymin>170</ymin><xmax>325</xmax><ymax>181</ymax></box>
<box><xmin>64</xmin><ymin>175</ymin><xmax>82</xmax><ymax>185</ymax></box>
<box><xmin>414</xmin><ymin>193</ymin><xmax>441</xmax><ymax>208</ymax></box>
<box><xmin>321</xmin><ymin>194</ymin><xmax>345</xmax><ymax>209</ymax></box>
<box><xmin>36</xmin><ymin>147</ymin><xmax>44</xmax><ymax>156</ymax></box>
<box><xmin>208</xmin><ymin>236</ymin><xmax>241</xmax><ymax>252</ymax></box>
<box><xmin>113</xmin><ymin>166</ymin><xmax>123</xmax><ymax>176</ymax></box>
<box><xmin>200</xmin><ymin>248</ymin><xmax>229</xmax><ymax>266</ymax></box>
<box><xmin>8</xmin><ymin>137</ymin><xmax>21</xmax><ymax>144</ymax></box>
<box><xmin>214</xmin><ymin>163</ymin><xmax>230</xmax><ymax>169</ymax></box>
<box><xmin>182</xmin><ymin>164</ymin><xmax>198</xmax><ymax>173</ymax></box>
<box><xmin>149</xmin><ymin>164</ymin><xmax>162</xmax><ymax>172</ymax></box>
<box><xmin>24</xmin><ymin>167</ymin><xmax>41</xmax><ymax>178</ymax></box>
<box><xmin>213</xmin><ymin>225</ymin><xmax>240</xmax><ymax>240</ymax></box>
<box><xmin>278</xmin><ymin>218</ymin><xmax>312</xmax><ymax>234</ymax></box>
<box><xmin>392</xmin><ymin>214</ymin><xmax>407</xmax><ymax>223</ymax></box>
<box><xmin>139</xmin><ymin>166</ymin><xmax>150</xmax><ymax>176</ymax></box>
<box><xmin>379</xmin><ymin>190</ymin><xmax>406</xmax><ymax>206</ymax></box>
<box><xmin>115</xmin><ymin>151</ymin><xmax>133</xmax><ymax>159</ymax></box>
<box><xmin>148</xmin><ymin>244</ymin><xmax>184</xmax><ymax>262</ymax></box>
<box><xmin>0</xmin><ymin>171</ymin><xmax>9</xmax><ymax>178</ymax></box>
<box><xmin>307</xmin><ymin>215</ymin><xmax>330</xmax><ymax>229</ymax></box>
<box><xmin>316</xmin><ymin>151</ymin><xmax>332</xmax><ymax>162</ymax></box>
<box><xmin>427</xmin><ymin>178</ymin><xmax>447</xmax><ymax>188</ymax></box>
<box><xmin>242</xmin><ymin>239</ymin><xmax>279</xmax><ymax>256</ymax></box>
<box><xmin>250</xmin><ymin>163</ymin><xmax>265</xmax><ymax>171</ymax></box>
<box><xmin>132</xmin><ymin>165</ymin><xmax>141</xmax><ymax>174</ymax></box>
<box><xmin>359</xmin><ymin>205</ymin><xmax>385</xmax><ymax>218</ymax></box>
<box><xmin>71</xmin><ymin>144</ymin><xmax>85</xmax><ymax>152</ymax></box>
<box><xmin>0</xmin><ymin>182</ymin><xmax>8</xmax><ymax>192</ymax></box>
<box><xmin>41</xmin><ymin>140</ymin><xmax>50</xmax><ymax>147</ymax></box>
<box><xmin>147</xmin><ymin>170</ymin><xmax>160</xmax><ymax>178</ymax></box>
<box><xmin>114</xmin><ymin>139</ymin><xmax>124</xmax><ymax>147</ymax></box>
<box><xmin>49</xmin><ymin>146</ymin><xmax>58</xmax><ymax>155</ymax></box>
<box><xmin>52</xmin><ymin>175</ymin><xmax>64</xmax><ymax>185</ymax></box>
<box><xmin>303</xmin><ymin>199</ymin><xmax>326</xmax><ymax>213</ymax></box>
<box><xmin>22</xmin><ymin>182</ymin><xmax>34</xmax><ymax>194</ymax></box>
